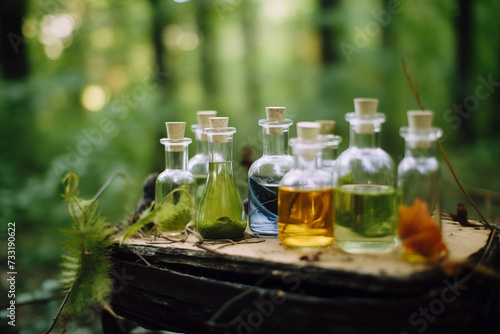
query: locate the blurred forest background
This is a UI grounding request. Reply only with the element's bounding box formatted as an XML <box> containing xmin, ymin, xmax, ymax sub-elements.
<box><xmin>1</xmin><ymin>0</ymin><xmax>500</xmax><ymax>332</ymax></box>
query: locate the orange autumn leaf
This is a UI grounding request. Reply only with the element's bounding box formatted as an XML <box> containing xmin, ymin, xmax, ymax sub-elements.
<box><xmin>398</xmin><ymin>198</ymin><xmax>448</xmax><ymax>261</ymax></box>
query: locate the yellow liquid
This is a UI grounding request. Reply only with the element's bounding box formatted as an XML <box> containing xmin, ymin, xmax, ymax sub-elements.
<box><xmin>278</xmin><ymin>187</ymin><xmax>334</xmax><ymax>250</ymax></box>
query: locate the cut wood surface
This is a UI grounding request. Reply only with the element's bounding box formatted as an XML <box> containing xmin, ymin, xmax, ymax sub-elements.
<box><xmin>110</xmin><ymin>220</ymin><xmax>500</xmax><ymax>334</ymax></box>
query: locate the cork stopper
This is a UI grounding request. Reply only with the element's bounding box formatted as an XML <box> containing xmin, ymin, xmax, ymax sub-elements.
<box><xmin>296</xmin><ymin>122</ymin><xmax>320</xmax><ymax>159</ymax></box>
<box><xmin>197</xmin><ymin>110</ymin><xmax>217</xmax><ymax>141</ymax></box>
<box><xmin>353</xmin><ymin>98</ymin><xmax>378</xmax><ymax>134</ymax></box>
<box><xmin>266</xmin><ymin>107</ymin><xmax>285</xmax><ymax>135</ymax></box>
<box><xmin>408</xmin><ymin>110</ymin><xmax>433</xmax><ymax>133</ymax></box>
<box><xmin>407</xmin><ymin>110</ymin><xmax>434</xmax><ymax>149</ymax></box>
<box><xmin>315</xmin><ymin>120</ymin><xmax>336</xmax><ymax>135</ymax></box>
<box><xmin>209</xmin><ymin>117</ymin><xmax>229</xmax><ymax>143</ymax></box>
<box><xmin>165</xmin><ymin>122</ymin><xmax>186</xmax><ymax>151</ymax></box>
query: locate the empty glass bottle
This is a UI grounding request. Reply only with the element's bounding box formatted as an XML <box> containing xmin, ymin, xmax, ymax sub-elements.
<box><xmin>188</xmin><ymin>110</ymin><xmax>217</xmax><ymax>205</ymax></box>
<box><xmin>398</xmin><ymin>110</ymin><xmax>442</xmax><ymax>225</ymax></box>
<box><xmin>278</xmin><ymin>122</ymin><xmax>334</xmax><ymax>250</ymax></box>
<box><xmin>196</xmin><ymin>117</ymin><xmax>247</xmax><ymax>240</ymax></box>
<box><xmin>334</xmin><ymin>98</ymin><xmax>397</xmax><ymax>253</ymax></box>
<box><xmin>156</xmin><ymin>122</ymin><xmax>195</xmax><ymax>236</ymax></box>
<box><xmin>248</xmin><ymin>107</ymin><xmax>294</xmax><ymax>237</ymax></box>
<box><xmin>315</xmin><ymin>120</ymin><xmax>342</xmax><ymax>174</ymax></box>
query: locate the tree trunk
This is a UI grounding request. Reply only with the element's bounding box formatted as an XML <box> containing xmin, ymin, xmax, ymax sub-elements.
<box><xmin>318</xmin><ymin>0</ymin><xmax>340</xmax><ymax>65</ymax></box>
<box><xmin>0</xmin><ymin>0</ymin><xmax>29</xmax><ymax>80</ymax></box>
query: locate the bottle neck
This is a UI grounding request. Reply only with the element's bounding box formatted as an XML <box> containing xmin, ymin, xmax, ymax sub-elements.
<box><xmin>165</xmin><ymin>148</ymin><xmax>189</xmax><ymax>170</ymax></box>
<box><xmin>262</xmin><ymin>127</ymin><xmax>289</xmax><ymax>156</ymax></box>
<box><xmin>349</xmin><ymin>124</ymin><xmax>380</xmax><ymax>148</ymax></box>
<box><xmin>404</xmin><ymin>140</ymin><xmax>436</xmax><ymax>159</ymax></box>
<box><xmin>208</xmin><ymin>140</ymin><xmax>233</xmax><ymax>163</ymax></box>
<box><xmin>195</xmin><ymin>135</ymin><xmax>209</xmax><ymax>156</ymax></box>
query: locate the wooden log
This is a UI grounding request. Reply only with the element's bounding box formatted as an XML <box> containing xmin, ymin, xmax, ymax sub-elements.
<box><xmin>110</xmin><ymin>221</ymin><xmax>500</xmax><ymax>334</ymax></box>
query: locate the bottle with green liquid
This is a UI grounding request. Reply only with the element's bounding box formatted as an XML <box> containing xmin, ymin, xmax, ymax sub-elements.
<box><xmin>188</xmin><ymin>110</ymin><xmax>217</xmax><ymax>205</ymax></box>
<box><xmin>156</xmin><ymin>122</ymin><xmax>195</xmax><ymax>237</ymax></box>
<box><xmin>196</xmin><ymin>117</ymin><xmax>247</xmax><ymax>240</ymax></box>
<box><xmin>334</xmin><ymin>98</ymin><xmax>397</xmax><ymax>253</ymax></box>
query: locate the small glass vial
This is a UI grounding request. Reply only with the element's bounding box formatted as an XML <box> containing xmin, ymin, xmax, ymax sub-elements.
<box><xmin>156</xmin><ymin>122</ymin><xmax>195</xmax><ymax>236</ymax></box>
<box><xmin>334</xmin><ymin>98</ymin><xmax>397</xmax><ymax>253</ymax></box>
<box><xmin>188</xmin><ymin>110</ymin><xmax>217</xmax><ymax>205</ymax></box>
<box><xmin>278</xmin><ymin>122</ymin><xmax>334</xmax><ymax>250</ymax></box>
<box><xmin>196</xmin><ymin>117</ymin><xmax>247</xmax><ymax>240</ymax></box>
<box><xmin>398</xmin><ymin>110</ymin><xmax>442</xmax><ymax>225</ymax></box>
<box><xmin>315</xmin><ymin>120</ymin><xmax>342</xmax><ymax>174</ymax></box>
<box><xmin>248</xmin><ymin>107</ymin><xmax>294</xmax><ymax>237</ymax></box>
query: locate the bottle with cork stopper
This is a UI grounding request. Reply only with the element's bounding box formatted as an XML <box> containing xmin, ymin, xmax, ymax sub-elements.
<box><xmin>188</xmin><ymin>110</ymin><xmax>217</xmax><ymax>205</ymax></box>
<box><xmin>334</xmin><ymin>98</ymin><xmax>397</xmax><ymax>253</ymax></box>
<box><xmin>278</xmin><ymin>122</ymin><xmax>334</xmax><ymax>250</ymax></box>
<box><xmin>156</xmin><ymin>122</ymin><xmax>195</xmax><ymax>236</ymax></box>
<box><xmin>315</xmin><ymin>120</ymin><xmax>342</xmax><ymax>173</ymax></box>
<box><xmin>398</xmin><ymin>110</ymin><xmax>442</xmax><ymax>228</ymax></box>
<box><xmin>248</xmin><ymin>107</ymin><xmax>294</xmax><ymax>236</ymax></box>
<box><xmin>196</xmin><ymin>117</ymin><xmax>247</xmax><ymax>240</ymax></box>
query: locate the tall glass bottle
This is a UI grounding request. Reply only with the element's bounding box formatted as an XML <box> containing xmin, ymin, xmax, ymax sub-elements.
<box><xmin>248</xmin><ymin>107</ymin><xmax>294</xmax><ymax>237</ymax></box>
<box><xmin>398</xmin><ymin>110</ymin><xmax>442</xmax><ymax>225</ymax></box>
<box><xmin>316</xmin><ymin>120</ymin><xmax>342</xmax><ymax>174</ymax></box>
<box><xmin>156</xmin><ymin>122</ymin><xmax>195</xmax><ymax>236</ymax></box>
<box><xmin>278</xmin><ymin>122</ymin><xmax>334</xmax><ymax>250</ymax></box>
<box><xmin>334</xmin><ymin>98</ymin><xmax>397</xmax><ymax>253</ymax></box>
<box><xmin>188</xmin><ymin>110</ymin><xmax>217</xmax><ymax>205</ymax></box>
<box><xmin>196</xmin><ymin>117</ymin><xmax>247</xmax><ymax>240</ymax></box>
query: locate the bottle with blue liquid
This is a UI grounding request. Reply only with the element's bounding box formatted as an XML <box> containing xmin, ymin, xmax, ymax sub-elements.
<box><xmin>248</xmin><ymin>107</ymin><xmax>294</xmax><ymax>236</ymax></box>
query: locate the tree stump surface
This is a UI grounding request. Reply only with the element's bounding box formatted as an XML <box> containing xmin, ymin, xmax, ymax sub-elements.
<box><xmin>110</xmin><ymin>220</ymin><xmax>500</xmax><ymax>334</ymax></box>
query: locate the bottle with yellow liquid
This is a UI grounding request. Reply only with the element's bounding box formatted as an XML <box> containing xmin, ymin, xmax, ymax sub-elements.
<box><xmin>278</xmin><ymin>122</ymin><xmax>334</xmax><ymax>250</ymax></box>
<box><xmin>188</xmin><ymin>110</ymin><xmax>217</xmax><ymax>205</ymax></box>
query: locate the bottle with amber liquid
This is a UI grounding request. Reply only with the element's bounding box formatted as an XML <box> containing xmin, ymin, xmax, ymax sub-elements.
<box><xmin>278</xmin><ymin>122</ymin><xmax>334</xmax><ymax>250</ymax></box>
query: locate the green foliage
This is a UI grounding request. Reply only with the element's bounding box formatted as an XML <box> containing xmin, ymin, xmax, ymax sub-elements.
<box><xmin>121</xmin><ymin>185</ymin><xmax>194</xmax><ymax>244</ymax></box>
<box><xmin>57</xmin><ymin>172</ymin><xmax>114</xmax><ymax>331</ymax></box>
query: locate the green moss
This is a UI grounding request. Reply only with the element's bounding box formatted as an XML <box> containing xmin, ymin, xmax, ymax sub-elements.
<box><xmin>197</xmin><ymin>216</ymin><xmax>246</xmax><ymax>240</ymax></box>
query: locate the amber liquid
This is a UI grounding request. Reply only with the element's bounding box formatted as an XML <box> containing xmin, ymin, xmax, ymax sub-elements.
<box><xmin>278</xmin><ymin>187</ymin><xmax>334</xmax><ymax>250</ymax></box>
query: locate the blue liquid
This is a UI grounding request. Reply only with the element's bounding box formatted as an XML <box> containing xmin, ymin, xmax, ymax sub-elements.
<box><xmin>248</xmin><ymin>176</ymin><xmax>279</xmax><ymax>236</ymax></box>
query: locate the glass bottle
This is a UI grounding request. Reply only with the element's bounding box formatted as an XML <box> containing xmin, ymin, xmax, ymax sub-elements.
<box><xmin>156</xmin><ymin>122</ymin><xmax>195</xmax><ymax>236</ymax></box>
<box><xmin>278</xmin><ymin>122</ymin><xmax>334</xmax><ymax>250</ymax></box>
<box><xmin>196</xmin><ymin>117</ymin><xmax>247</xmax><ymax>240</ymax></box>
<box><xmin>315</xmin><ymin>120</ymin><xmax>342</xmax><ymax>174</ymax></box>
<box><xmin>188</xmin><ymin>110</ymin><xmax>217</xmax><ymax>205</ymax></box>
<box><xmin>334</xmin><ymin>98</ymin><xmax>397</xmax><ymax>253</ymax></box>
<box><xmin>398</xmin><ymin>110</ymin><xmax>442</xmax><ymax>225</ymax></box>
<box><xmin>248</xmin><ymin>107</ymin><xmax>294</xmax><ymax>237</ymax></box>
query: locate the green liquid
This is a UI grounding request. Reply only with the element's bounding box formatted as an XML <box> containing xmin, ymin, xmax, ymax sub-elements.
<box><xmin>193</xmin><ymin>175</ymin><xmax>208</xmax><ymax>206</ymax></box>
<box><xmin>196</xmin><ymin>162</ymin><xmax>246</xmax><ymax>239</ymax></box>
<box><xmin>334</xmin><ymin>184</ymin><xmax>397</xmax><ymax>253</ymax></box>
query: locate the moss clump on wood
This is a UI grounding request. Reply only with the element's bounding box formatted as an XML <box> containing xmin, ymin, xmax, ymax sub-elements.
<box><xmin>197</xmin><ymin>216</ymin><xmax>246</xmax><ymax>240</ymax></box>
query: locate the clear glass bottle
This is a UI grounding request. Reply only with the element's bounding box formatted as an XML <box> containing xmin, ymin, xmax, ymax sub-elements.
<box><xmin>316</xmin><ymin>120</ymin><xmax>342</xmax><ymax>174</ymax></box>
<box><xmin>398</xmin><ymin>110</ymin><xmax>442</xmax><ymax>225</ymax></box>
<box><xmin>334</xmin><ymin>98</ymin><xmax>397</xmax><ymax>253</ymax></box>
<box><xmin>156</xmin><ymin>122</ymin><xmax>195</xmax><ymax>236</ymax></box>
<box><xmin>278</xmin><ymin>122</ymin><xmax>334</xmax><ymax>250</ymax></box>
<box><xmin>196</xmin><ymin>117</ymin><xmax>247</xmax><ymax>240</ymax></box>
<box><xmin>248</xmin><ymin>107</ymin><xmax>294</xmax><ymax>237</ymax></box>
<box><xmin>188</xmin><ymin>110</ymin><xmax>217</xmax><ymax>205</ymax></box>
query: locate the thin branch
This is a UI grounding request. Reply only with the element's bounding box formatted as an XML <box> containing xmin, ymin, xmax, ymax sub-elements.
<box><xmin>402</xmin><ymin>59</ymin><xmax>425</xmax><ymax>110</ymax></box>
<box><xmin>92</xmin><ymin>172</ymin><xmax>128</xmax><ymax>202</ymax></box>
<box><xmin>45</xmin><ymin>287</ymin><xmax>72</xmax><ymax>334</ymax></box>
<box><xmin>436</xmin><ymin>140</ymin><xmax>493</xmax><ymax>230</ymax></box>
